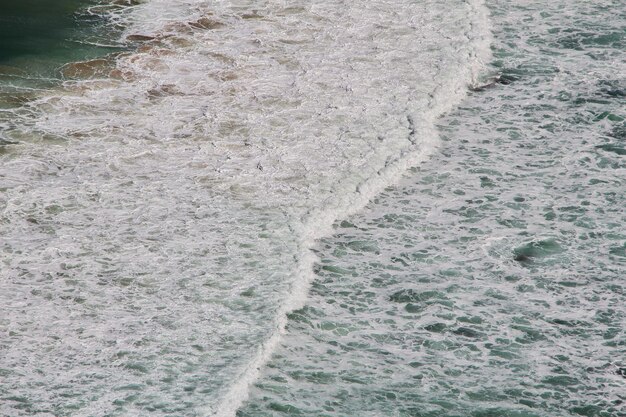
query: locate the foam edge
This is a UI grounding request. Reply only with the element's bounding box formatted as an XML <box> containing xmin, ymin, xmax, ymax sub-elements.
<box><xmin>211</xmin><ymin>1</ymin><xmax>493</xmax><ymax>415</ymax></box>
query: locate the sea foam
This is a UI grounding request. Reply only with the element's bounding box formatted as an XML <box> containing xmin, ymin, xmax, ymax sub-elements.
<box><xmin>0</xmin><ymin>1</ymin><xmax>491</xmax><ymax>415</ymax></box>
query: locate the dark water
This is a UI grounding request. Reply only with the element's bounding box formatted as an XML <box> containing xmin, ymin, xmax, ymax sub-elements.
<box><xmin>0</xmin><ymin>0</ymin><xmax>121</xmax><ymax>92</ymax></box>
<box><xmin>0</xmin><ymin>1</ymin><xmax>91</xmax><ymax>62</ymax></box>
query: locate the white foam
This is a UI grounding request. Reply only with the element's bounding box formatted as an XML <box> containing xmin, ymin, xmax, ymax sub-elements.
<box><xmin>211</xmin><ymin>1</ymin><xmax>493</xmax><ymax>415</ymax></box>
<box><xmin>0</xmin><ymin>0</ymin><xmax>492</xmax><ymax>415</ymax></box>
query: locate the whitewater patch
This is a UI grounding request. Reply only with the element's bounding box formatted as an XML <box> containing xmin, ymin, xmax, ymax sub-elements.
<box><xmin>0</xmin><ymin>1</ymin><xmax>491</xmax><ymax>415</ymax></box>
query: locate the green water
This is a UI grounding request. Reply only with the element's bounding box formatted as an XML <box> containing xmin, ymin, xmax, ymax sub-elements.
<box><xmin>0</xmin><ymin>0</ymin><xmax>120</xmax><ymax>89</ymax></box>
<box><xmin>0</xmin><ymin>1</ymin><xmax>91</xmax><ymax>62</ymax></box>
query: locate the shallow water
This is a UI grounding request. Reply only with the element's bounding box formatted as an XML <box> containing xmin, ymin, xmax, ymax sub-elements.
<box><xmin>239</xmin><ymin>0</ymin><xmax>625</xmax><ymax>416</ymax></box>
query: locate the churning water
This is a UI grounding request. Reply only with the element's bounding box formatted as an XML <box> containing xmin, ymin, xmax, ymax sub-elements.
<box><xmin>0</xmin><ymin>1</ymin><xmax>623</xmax><ymax>416</ymax></box>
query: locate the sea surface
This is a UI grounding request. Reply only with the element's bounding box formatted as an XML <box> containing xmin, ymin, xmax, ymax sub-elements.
<box><xmin>0</xmin><ymin>0</ymin><xmax>124</xmax><ymax>103</ymax></box>
<box><xmin>0</xmin><ymin>1</ymin><xmax>624</xmax><ymax>417</ymax></box>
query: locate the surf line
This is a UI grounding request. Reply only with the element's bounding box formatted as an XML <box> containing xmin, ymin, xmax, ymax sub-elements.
<box><xmin>211</xmin><ymin>1</ymin><xmax>493</xmax><ymax>415</ymax></box>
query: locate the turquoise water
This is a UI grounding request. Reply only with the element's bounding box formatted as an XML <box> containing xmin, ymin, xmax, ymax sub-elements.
<box><xmin>0</xmin><ymin>0</ymin><xmax>624</xmax><ymax>416</ymax></box>
<box><xmin>238</xmin><ymin>1</ymin><xmax>625</xmax><ymax>416</ymax></box>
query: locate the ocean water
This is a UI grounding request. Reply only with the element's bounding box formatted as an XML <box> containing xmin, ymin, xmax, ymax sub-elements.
<box><xmin>0</xmin><ymin>1</ymin><xmax>98</xmax><ymax>62</ymax></box>
<box><xmin>0</xmin><ymin>1</ymin><xmax>623</xmax><ymax>417</ymax></box>
<box><xmin>0</xmin><ymin>0</ymin><xmax>127</xmax><ymax>104</ymax></box>
<box><xmin>239</xmin><ymin>1</ymin><xmax>626</xmax><ymax>416</ymax></box>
